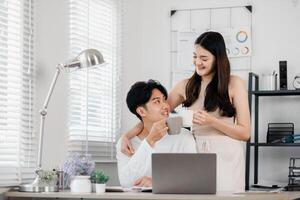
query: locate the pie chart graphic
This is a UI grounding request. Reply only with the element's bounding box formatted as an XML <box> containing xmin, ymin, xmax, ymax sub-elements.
<box><xmin>236</xmin><ymin>30</ymin><xmax>248</xmax><ymax>43</ymax></box>
<box><xmin>241</xmin><ymin>46</ymin><xmax>249</xmax><ymax>55</ymax></box>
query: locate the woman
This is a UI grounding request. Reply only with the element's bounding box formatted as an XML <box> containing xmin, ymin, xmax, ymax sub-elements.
<box><xmin>121</xmin><ymin>31</ymin><xmax>250</xmax><ymax>192</ymax></box>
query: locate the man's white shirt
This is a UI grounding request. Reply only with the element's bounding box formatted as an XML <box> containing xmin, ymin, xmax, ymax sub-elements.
<box><xmin>116</xmin><ymin>128</ymin><xmax>197</xmax><ymax>188</ymax></box>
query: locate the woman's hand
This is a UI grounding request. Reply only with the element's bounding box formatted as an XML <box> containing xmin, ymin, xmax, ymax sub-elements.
<box><xmin>121</xmin><ymin>135</ymin><xmax>135</xmax><ymax>156</ymax></box>
<box><xmin>193</xmin><ymin>109</ymin><xmax>216</xmax><ymax>126</ymax></box>
<box><xmin>121</xmin><ymin>122</ymin><xmax>144</xmax><ymax>156</ymax></box>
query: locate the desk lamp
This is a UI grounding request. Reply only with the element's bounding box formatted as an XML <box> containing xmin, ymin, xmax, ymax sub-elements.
<box><xmin>19</xmin><ymin>49</ymin><xmax>105</xmax><ymax>192</ymax></box>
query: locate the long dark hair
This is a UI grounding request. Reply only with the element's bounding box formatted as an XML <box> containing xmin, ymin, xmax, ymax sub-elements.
<box><xmin>182</xmin><ymin>31</ymin><xmax>236</xmax><ymax>117</ymax></box>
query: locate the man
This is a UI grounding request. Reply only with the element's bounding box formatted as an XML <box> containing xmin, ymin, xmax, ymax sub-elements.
<box><xmin>116</xmin><ymin>80</ymin><xmax>196</xmax><ymax>188</ymax></box>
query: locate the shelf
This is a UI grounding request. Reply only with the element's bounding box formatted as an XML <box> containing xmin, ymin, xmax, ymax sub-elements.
<box><xmin>246</xmin><ymin>73</ymin><xmax>300</xmax><ymax>190</ymax></box>
<box><xmin>249</xmin><ymin>143</ymin><xmax>300</xmax><ymax>147</ymax></box>
<box><xmin>251</xmin><ymin>90</ymin><xmax>300</xmax><ymax>96</ymax></box>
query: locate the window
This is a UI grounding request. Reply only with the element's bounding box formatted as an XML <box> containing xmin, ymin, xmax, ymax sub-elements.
<box><xmin>0</xmin><ymin>0</ymin><xmax>35</xmax><ymax>186</ymax></box>
<box><xmin>68</xmin><ymin>0</ymin><xmax>122</xmax><ymax>162</ymax></box>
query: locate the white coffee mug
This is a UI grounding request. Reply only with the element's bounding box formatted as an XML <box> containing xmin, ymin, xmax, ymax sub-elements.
<box><xmin>179</xmin><ymin>110</ymin><xmax>193</xmax><ymax>127</ymax></box>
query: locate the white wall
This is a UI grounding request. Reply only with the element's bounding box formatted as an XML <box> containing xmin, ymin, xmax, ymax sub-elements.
<box><xmin>248</xmin><ymin>0</ymin><xmax>300</xmax><ymax>185</ymax></box>
<box><xmin>121</xmin><ymin>0</ymin><xmax>300</xmax><ymax>186</ymax></box>
<box><xmin>35</xmin><ymin>0</ymin><xmax>69</xmax><ymax>169</ymax></box>
<box><xmin>35</xmin><ymin>0</ymin><xmax>300</xmax><ymax>186</ymax></box>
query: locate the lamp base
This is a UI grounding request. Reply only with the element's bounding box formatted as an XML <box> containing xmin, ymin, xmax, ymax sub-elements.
<box><xmin>19</xmin><ymin>184</ymin><xmax>59</xmax><ymax>192</ymax></box>
<box><xmin>19</xmin><ymin>175</ymin><xmax>59</xmax><ymax>192</ymax></box>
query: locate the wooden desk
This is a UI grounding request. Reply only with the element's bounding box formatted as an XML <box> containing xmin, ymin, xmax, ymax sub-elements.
<box><xmin>4</xmin><ymin>191</ymin><xmax>300</xmax><ymax>200</ymax></box>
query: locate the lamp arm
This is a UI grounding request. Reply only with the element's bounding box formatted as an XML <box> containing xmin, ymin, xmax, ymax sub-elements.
<box><xmin>37</xmin><ymin>64</ymin><xmax>63</xmax><ymax>168</ymax></box>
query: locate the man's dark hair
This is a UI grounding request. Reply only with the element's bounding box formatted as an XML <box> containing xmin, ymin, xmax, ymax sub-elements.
<box><xmin>126</xmin><ymin>79</ymin><xmax>168</xmax><ymax>120</ymax></box>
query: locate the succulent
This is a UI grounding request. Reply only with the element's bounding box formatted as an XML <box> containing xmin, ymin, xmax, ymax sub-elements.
<box><xmin>90</xmin><ymin>170</ymin><xmax>109</xmax><ymax>184</ymax></box>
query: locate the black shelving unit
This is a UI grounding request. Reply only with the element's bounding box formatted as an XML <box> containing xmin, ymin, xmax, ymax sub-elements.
<box><xmin>286</xmin><ymin>157</ymin><xmax>300</xmax><ymax>191</ymax></box>
<box><xmin>245</xmin><ymin>72</ymin><xmax>300</xmax><ymax>190</ymax></box>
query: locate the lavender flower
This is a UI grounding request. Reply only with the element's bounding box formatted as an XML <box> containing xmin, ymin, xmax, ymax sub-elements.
<box><xmin>62</xmin><ymin>153</ymin><xmax>95</xmax><ymax>177</ymax></box>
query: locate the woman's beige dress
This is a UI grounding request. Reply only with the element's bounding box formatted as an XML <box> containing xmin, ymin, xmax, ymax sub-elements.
<box><xmin>186</xmin><ymin>82</ymin><xmax>245</xmax><ymax>192</ymax></box>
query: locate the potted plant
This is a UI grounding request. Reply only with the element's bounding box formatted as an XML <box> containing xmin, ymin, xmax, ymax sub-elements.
<box><xmin>37</xmin><ymin>169</ymin><xmax>58</xmax><ymax>187</ymax></box>
<box><xmin>91</xmin><ymin>170</ymin><xmax>109</xmax><ymax>193</ymax></box>
<box><xmin>62</xmin><ymin>153</ymin><xmax>95</xmax><ymax>193</ymax></box>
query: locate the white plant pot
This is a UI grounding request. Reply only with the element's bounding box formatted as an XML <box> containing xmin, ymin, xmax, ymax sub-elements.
<box><xmin>95</xmin><ymin>183</ymin><xmax>106</xmax><ymax>193</ymax></box>
<box><xmin>70</xmin><ymin>175</ymin><xmax>92</xmax><ymax>193</ymax></box>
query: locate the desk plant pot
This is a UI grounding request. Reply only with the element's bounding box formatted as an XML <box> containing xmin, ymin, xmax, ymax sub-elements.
<box><xmin>62</xmin><ymin>153</ymin><xmax>95</xmax><ymax>192</ymax></box>
<box><xmin>95</xmin><ymin>183</ymin><xmax>106</xmax><ymax>193</ymax></box>
<box><xmin>70</xmin><ymin>175</ymin><xmax>92</xmax><ymax>193</ymax></box>
<box><xmin>91</xmin><ymin>170</ymin><xmax>109</xmax><ymax>193</ymax></box>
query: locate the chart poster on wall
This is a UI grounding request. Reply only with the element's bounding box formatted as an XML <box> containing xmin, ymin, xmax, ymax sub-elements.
<box><xmin>177</xmin><ymin>27</ymin><xmax>251</xmax><ymax>70</ymax></box>
<box><xmin>177</xmin><ymin>31</ymin><xmax>199</xmax><ymax>71</ymax></box>
<box><xmin>217</xmin><ymin>27</ymin><xmax>252</xmax><ymax>58</ymax></box>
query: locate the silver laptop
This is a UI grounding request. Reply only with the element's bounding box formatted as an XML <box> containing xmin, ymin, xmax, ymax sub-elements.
<box><xmin>152</xmin><ymin>153</ymin><xmax>216</xmax><ymax>194</ymax></box>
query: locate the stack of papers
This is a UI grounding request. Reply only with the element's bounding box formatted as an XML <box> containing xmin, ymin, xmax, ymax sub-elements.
<box><xmin>105</xmin><ymin>186</ymin><xmax>152</xmax><ymax>193</ymax></box>
<box><xmin>105</xmin><ymin>186</ymin><xmax>125</xmax><ymax>192</ymax></box>
<box><xmin>130</xmin><ymin>186</ymin><xmax>152</xmax><ymax>192</ymax></box>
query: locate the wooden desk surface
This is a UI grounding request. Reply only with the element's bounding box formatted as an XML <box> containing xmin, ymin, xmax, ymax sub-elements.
<box><xmin>4</xmin><ymin>190</ymin><xmax>300</xmax><ymax>200</ymax></box>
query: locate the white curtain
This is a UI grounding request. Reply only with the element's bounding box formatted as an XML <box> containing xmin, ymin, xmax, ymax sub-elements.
<box><xmin>0</xmin><ymin>0</ymin><xmax>36</xmax><ymax>186</ymax></box>
<box><xmin>68</xmin><ymin>0</ymin><xmax>122</xmax><ymax>162</ymax></box>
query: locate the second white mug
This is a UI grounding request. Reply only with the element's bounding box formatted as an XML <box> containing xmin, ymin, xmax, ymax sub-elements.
<box><xmin>179</xmin><ymin>109</ymin><xmax>193</xmax><ymax>127</ymax></box>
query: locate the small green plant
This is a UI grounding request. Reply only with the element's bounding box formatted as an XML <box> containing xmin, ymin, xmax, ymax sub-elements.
<box><xmin>37</xmin><ymin>169</ymin><xmax>58</xmax><ymax>186</ymax></box>
<box><xmin>90</xmin><ymin>170</ymin><xmax>109</xmax><ymax>184</ymax></box>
